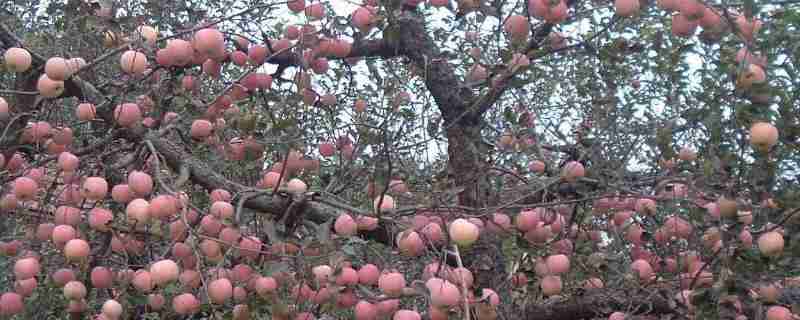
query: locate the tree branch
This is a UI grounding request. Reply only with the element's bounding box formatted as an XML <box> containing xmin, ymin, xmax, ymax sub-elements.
<box><xmin>392</xmin><ymin>11</ymin><xmax>478</xmax><ymax>125</ymax></box>
<box><xmin>145</xmin><ymin>132</ymin><xmax>396</xmax><ymax>245</ymax></box>
<box><xmin>0</xmin><ymin>21</ymin><xmax>105</xmax><ymax>158</ymax></box>
<box><xmin>522</xmin><ymin>288</ymin><xmax>677</xmax><ymax>320</ymax></box>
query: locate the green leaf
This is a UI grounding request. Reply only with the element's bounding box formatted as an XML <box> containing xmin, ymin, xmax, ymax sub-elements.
<box><xmin>264</xmin><ymin>261</ymin><xmax>290</xmax><ymax>275</ymax></box>
<box><xmin>341</xmin><ymin>244</ymin><xmax>356</xmax><ymax>256</ymax></box>
<box><xmin>503</xmin><ymin>106</ymin><xmax>515</xmax><ymax>124</ymax></box>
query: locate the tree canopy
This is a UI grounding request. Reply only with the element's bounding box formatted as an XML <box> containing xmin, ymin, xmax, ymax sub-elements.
<box><xmin>0</xmin><ymin>0</ymin><xmax>799</xmax><ymax>319</ymax></box>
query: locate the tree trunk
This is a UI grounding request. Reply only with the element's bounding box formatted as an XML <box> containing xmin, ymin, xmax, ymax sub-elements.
<box><xmin>446</xmin><ymin>120</ymin><xmax>489</xmax><ymax>208</ymax></box>
<box><xmin>444</xmin><ymin>119</ymin><xmax>507</xmax><ymax>292</ymax></box>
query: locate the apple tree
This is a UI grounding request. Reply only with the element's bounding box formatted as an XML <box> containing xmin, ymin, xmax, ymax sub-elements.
<box><xmin>0</xmin><ymin>0</ymin><xmax>799</xmax><ymax>319</ymax></box>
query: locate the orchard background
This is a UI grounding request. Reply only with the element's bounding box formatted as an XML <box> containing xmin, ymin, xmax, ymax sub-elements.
<box><xmin>0</xmin><ymin>0</ymin><xmax>798</xmax><ymax>319</ymax></box>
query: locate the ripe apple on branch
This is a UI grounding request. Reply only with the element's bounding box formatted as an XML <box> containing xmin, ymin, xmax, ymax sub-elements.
<box><xmin>0</xmin><ymin>0</ymin><xmax>795</xmax><ymax>320</ymax></box>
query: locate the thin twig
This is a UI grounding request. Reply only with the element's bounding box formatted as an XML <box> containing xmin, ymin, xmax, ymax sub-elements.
<box><xmin>452</xmin><ymin>244</ymin><xmax>472</xmax><ymax>320</ymax></box>
<box><xmin>0</xmin><ymin>89</ymin><xmax>38</xmax><ymax>95</ymax></box>
<box><xmin>0</xmin><ymin>112</ymin><xmax>32</xmax><ymax>145</ymax></box>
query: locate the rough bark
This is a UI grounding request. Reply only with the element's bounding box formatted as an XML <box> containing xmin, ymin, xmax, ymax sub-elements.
<box><xmin>148</xmin><ymin>134</ymin><xmax>294</xmax><ymax>214</ymax></box>
<box><xmin>389</xmin><ymin>11</ymin><xmax>491</xmax><ymax>209</ymax></box>
<box><xmin>445</xmin><ymin>121</ymin><xmax>490</xmax><ymax>208</ymax></box>
<box><xmin>385</xmin><ymin>10</ymin><xmax>509</xmax><ymax>296</ymax></box>
<box><xmin>392</xmin><ymin>13</ymin><xmax>477</xmax><ymax>123</ymax></box>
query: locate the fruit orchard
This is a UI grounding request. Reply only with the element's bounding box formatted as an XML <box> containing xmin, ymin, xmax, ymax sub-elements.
<box><xmin>0</xmin><ymin>0</ymin><xmax>798</xmax><ymax>319</ymax></box>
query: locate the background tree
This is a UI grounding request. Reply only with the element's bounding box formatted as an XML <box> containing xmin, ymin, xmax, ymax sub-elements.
<box><xmin>0</xmin><ymin>0</ymin><xmax>798</xmax><ymax>319</ymax></box>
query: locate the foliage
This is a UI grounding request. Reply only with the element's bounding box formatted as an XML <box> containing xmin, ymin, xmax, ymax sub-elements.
<box><xmin>0</xmin><ymin>0</ymin><xmax>799</xmax><ymax>319</ymax></box>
